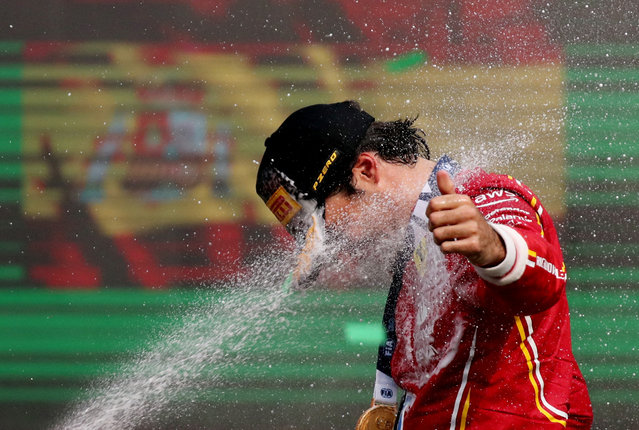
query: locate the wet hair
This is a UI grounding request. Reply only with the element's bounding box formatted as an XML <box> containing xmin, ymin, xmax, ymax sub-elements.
<box><xmin>335</xmin><ymin>117</ymin><xmax>431</xmax><ymax>195</ymax></box>
<box><xmin>359</xmin><ymin>118</ymin><xmax>430</xmax><ymax>163</ymax></box>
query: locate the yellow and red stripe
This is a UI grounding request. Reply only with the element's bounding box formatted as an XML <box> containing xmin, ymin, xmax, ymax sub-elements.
<box><xmin>514</xmin><ymin>316</ymin><xmax>568</xmax><ymax>427</ymax></box>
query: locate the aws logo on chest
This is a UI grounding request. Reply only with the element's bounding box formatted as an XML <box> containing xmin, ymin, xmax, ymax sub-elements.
<box><xmin>473</xmin><ymin>189</ymin><xmax>517</xmax><ymax>205</ymax></box>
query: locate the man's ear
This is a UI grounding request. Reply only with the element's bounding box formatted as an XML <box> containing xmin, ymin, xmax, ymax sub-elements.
<box><xmin>351</xmin><ymin>152</ymin><xmax>380</xmax><ymax>190</ymax></box>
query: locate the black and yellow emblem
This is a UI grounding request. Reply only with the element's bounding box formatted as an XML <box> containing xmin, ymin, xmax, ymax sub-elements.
<box><xmin>312</xmin><ymin>150</ymin><xmax>339</xmax><ymax>191</ymax></box>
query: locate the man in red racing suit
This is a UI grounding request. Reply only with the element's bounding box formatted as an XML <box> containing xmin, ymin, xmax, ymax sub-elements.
<box><xmin>388</xmin><ymin>166</ymin><xmax>593</xmax><ymax>429</ymax></box>
<box><xmin>253</xmin><ymin>101</ymin><xmax>593</xmax><ymax>429</ymax></box>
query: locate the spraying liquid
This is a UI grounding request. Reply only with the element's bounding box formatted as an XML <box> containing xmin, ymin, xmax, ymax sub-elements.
<box><xmin>52</xmin><ymin>249</ymin><xmax>299</xmax><ymax>430</ymax></box>
<box><xmin>53</xmin><ymin>152</ymin><xmax>518</xmax><ymax>429</ymax></box>
<box><xmin>50</xmin><ymin>194</ymin><xmax>412</xmax><ymax>430</ymax></box>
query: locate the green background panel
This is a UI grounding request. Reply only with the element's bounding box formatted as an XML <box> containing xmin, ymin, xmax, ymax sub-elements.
<box><xmin>0</xmin><ymin>288</ymin><xmax>636</xmax><ymax>429</ymax></box>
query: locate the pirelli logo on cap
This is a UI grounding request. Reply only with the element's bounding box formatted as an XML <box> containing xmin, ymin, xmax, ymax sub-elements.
<box><xmin>266</xmin><ymin>186</ymin><xmax>302</xmax><ymax>226</ymax></box>
<box><xmin>313</xmin><ymin>150</ymin><xmax>339</xmax><ymax>191</ymax></box>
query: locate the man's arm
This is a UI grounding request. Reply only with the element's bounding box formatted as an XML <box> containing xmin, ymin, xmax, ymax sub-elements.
<box><xmin>427</xmin><ymin>170</ymin><xmax>566</xmax><ymax>314</ymax></box>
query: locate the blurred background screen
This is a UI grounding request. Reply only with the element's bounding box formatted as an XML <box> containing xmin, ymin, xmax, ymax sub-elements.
<box><xmin>0</xmin><ymin>1</ymin><xmax>638</xmax><ymax>429</ymax></box>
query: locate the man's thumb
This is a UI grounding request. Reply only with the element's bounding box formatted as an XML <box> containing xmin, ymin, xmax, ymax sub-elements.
<box><xmin>437</xmin><ymin>170</ymin><xmax>456</xmax><ymax>195</ymax></box>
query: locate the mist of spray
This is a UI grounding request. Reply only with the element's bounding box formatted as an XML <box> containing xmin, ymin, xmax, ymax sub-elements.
<box><xmin>52</xmin><ymin>154</ymin><xmax>509</xmax><ymax>430</ymax></box>
<box><xmin>51</xmin><ymin>192</ymin><xmax>407</xmax><ymax>430</ymax></box>
<box><xmin>52</xmin><ymin>247</ymin><xmax>299</xmax><ymax>430</ymax></box>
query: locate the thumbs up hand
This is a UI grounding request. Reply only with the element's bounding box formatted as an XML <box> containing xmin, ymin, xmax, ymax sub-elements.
<box><xmin>436</xmin><ymin>169</ymin><xmax>457</xmax><ymax>196</ymax></box>
<box><xmin>426</xmin><ymin>171</ymin><xmax>506</xmax><ymax>267</ymax></box>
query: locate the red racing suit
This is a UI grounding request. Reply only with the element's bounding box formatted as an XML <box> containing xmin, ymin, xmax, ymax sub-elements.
<box><xmin>390</xmin><ymin>168</ymin><xmax>592</xmax><ymax>429</ymax></box>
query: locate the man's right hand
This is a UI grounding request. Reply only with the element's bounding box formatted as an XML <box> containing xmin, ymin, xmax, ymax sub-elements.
<box><xmin>427</xmin><ymin>171</ymin><xmax>506</xmax><ymax>268</ymax></box>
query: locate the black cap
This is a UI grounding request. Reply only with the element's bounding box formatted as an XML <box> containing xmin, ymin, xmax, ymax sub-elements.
<box><xmin>256</xmin><ymin>101</ymin><xmax>375</xmax><ymax>237</ymax></box>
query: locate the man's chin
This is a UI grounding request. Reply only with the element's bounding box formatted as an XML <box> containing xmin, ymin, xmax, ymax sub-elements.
<box><xmin>315</xmin><ymin>224</ymin><xmax>407</xmax><ymax>289</ymax></box>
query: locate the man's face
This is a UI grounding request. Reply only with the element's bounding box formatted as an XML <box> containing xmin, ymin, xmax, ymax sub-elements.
<box><xmin>323</xmin><ymin>187</ymin><xmax>406</xmax><ymax>244</ymax></box>
<box><xmin>307</xmin><ymin>152</ymin><xmax>433</xmax><ymax>287</ymax></box>
<box><xmin>317</xmin><ymin>187</ymin><xmax>407</xmax><ymax>286</ymax></box>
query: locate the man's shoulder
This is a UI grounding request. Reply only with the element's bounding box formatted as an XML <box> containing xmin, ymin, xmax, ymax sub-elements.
<box><xmin>456</xmin><ymin>168</ymin><xmax>538</xmax><ymax>204</ymax></box>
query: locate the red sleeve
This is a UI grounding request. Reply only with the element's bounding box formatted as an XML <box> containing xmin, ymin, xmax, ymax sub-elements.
<box><xmin>465</xmin><ymin>174</ymin><xmax>566</xmax><ymax>314</ymax></box>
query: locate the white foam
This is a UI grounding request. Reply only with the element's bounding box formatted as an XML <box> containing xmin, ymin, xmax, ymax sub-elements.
<box><xmin>53</xmin><ymin>250</ymin><xmax>298</xmax><ymax>430</ymax></box>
